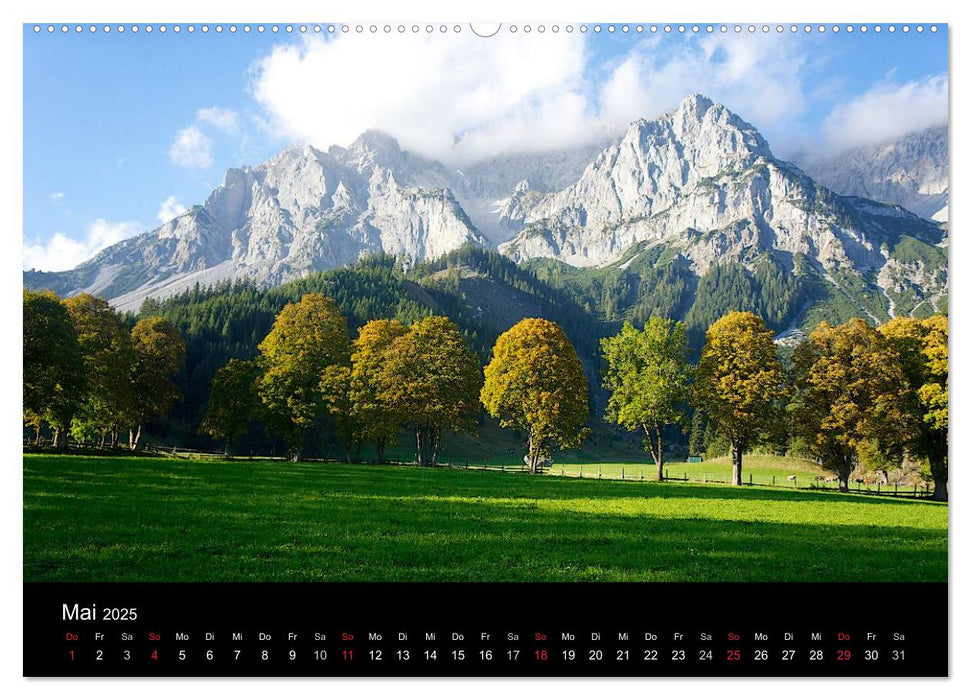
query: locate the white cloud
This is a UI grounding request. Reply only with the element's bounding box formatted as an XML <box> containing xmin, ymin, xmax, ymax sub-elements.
<box><xmin>23</xmin><ymin>219</ymin><xmax>142</xmax><ymax>272</ymax></box>
<box><xmin>197</xmin><ymin>106</ymin><xmax>240</xmax><ymax>133</ymax></box>
<box><xmin>598</xmin><ymin>33</ymin><xmax>809</xmax><ymax>142</ymax></box>
<box><xmin>168</xmin><ymin>126</ymin><xmax>213</xmax><ymax>168</ymax></box>
<box><xmin>157</xmin><ymin>195</ymin><xmax>188</xmax><ymax>223</ymax></box>
<box><xmin>250</xmin><ymin>32</ymin><xmax>597</xmax><ymax>164</ymax></box>
<box><xmin>818</xmin><ymin>73</ymin><xmax>948</xmax><ymax>155</ymax></box>
<box><xmin>249</xmin><ymin>32</ymin><xmax>820</xmax><ymax>165</ymax></box>
<box><xmin>49</xmin><ymin>192</ymin><xmax>65</xmax><ymax>203</ymax></box>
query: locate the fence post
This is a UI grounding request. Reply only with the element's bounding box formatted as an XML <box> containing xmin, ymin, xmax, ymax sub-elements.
<box><xmin>749</xmin><ymin>473</ymin><xmax>752</xmax><ymax>486</ymax></box>
<box><xmin>579</xmin><ymin>465</ymin><xmax>583</xmax><ymax>478</ymax></box>
<box><xmin>621</xmin><ymin>467</ymin><xmax>625</xmax><ymax>480</ymax></box>
<box><xmin>684</xmin><ymin>472</ymin><xmax>687</xmax><ymax>482</ymax></box>
<box><xmin>598</xmin><ymin>467</ymin><xmax>602</xmax><ymax>480</ymax></box>
<box><xmin>772</xmin><ymin>475</ymin><xmax>775</xmax><ymax>486</ymax></box>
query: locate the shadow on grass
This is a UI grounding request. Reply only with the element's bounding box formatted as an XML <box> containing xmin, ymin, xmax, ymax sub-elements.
<box><xmin>24</xmin><ymin>455</ymin><xmax>947</xmax><ymax>583</ymax></box>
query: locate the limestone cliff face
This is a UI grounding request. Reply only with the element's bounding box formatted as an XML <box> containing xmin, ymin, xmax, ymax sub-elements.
<box><xmin>25</xmin><ymin>132</ymin><xmax>484</xmax><ymax>310</ymax></box>
<box><xmin>498</xmin><ymin>95</ymin><xmax>946</xmax><ymax>318</ymax></box>
<box><xmin>805</xmin><ymin>126</ymin><xmax>948</xmax><ymax>222</ymax></box>
<box><xmin>24</xmin><ymin>95</ymin><xmax>946</xmax><ymax>319</ymax></box>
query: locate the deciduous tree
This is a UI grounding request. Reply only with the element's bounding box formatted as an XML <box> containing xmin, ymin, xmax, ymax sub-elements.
<box><xmin>200</xmin><ymin>359</ymin><xmax>261</xmax><ymax>455</ymax></box>
<box><xmin>789</xmin><ymin>319</ymin><xmax>913</xmax><ymax>492</ymax></box>
<box><xmin>349</xmin><ymin>319</ymin><xmax>409</xmax><ymax>463</ymax></box>
<box><xmin>881</xmin><ymin>315</ymin><xmax>949</xmax><ymax>500</ymax></box>
<box><xmin>601</xmin><ymin>319</ymin><xmax>692</xmax><ymax>480</ymax></box>
<box><xmin>693</xmin><ymin>311</ymin><xmax>786</xmax><ymax>485</ymax></box>
<box><xmin>23</xmin><ymin>289</ymin><xmax>84</xmax><ymax>446</ymax></box>
<box><xmin>127</xmin><ymin>316</ymin><xmax>185</xmax><ymax>450</ymax></box>
<box><xmin>379</xmin><ymin>316</ymin><xmax>481</xmax><ymax>466</ymax></box>
<box><xmin>481</xmin><ymin>318</ymin><xmax>589</xmax><ymax>473</ymax></box>
<box><xmin>65</xmin><ymin>294</ymin><xmax>134</xmax><ymax>448</ymax></box>
<box><xmin>256</xmin><ymin>293</ymin><xmax>350</xmax><ymax>461</ymax></box>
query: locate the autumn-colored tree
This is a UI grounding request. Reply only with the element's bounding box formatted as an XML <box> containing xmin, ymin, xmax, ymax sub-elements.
<box><xmin>789</xmin><ymin>319</ymin><xmax>914</xmax><ymax>492</ymax></box>
<box><xmin>481</xmin><ymin>318</ymin><xmax>589</xmax><ymax>473</ymax></box>
<box><xmin>693</xmin><ymin>311</ymin><xmax>786</xmax><ymax>485</ymax></box>
<box><xmin>256</xmin><ymin>293</ymin><xmax>350</xmax><ymax>460</ymax></box>
<box><xmin>23</xmin><ymin>289</ymin><xmax>85</xmax><ymax>446</ymax></box>
<box><xmin>881</xmin><ymin>315</ymin><xmax>949</xmax><ymax>500</ymax></box>
<box><xmin>320</xmin><ymin>364</ymin><xmax>364</xmax><ymax>462</ymax></box>
<box><xmin>200</xmin><ymin>359</ymin><xmax>262</xmax><ymax>455</ymax></box>
<box><xmin>378</xmin><ymin>316</ymin><xmax>481</xmax><ymax>466</ymax></box>
<box><xmin>127</xmin><ymin>316</ymin><xmax>185</xmax><ymax>450</ymax></box>
<box><xmin>601</xmin><ymin>319</ymin><xmax>692</xmax><ymax>479</ymax></box>
<box><xmin>349</xmin><ymin>319</ymin><xmax>410</xmax><ymax>463</ymax></box>
<box><xmin>65</xmin><ymin>293</ymin><xmax>135</xmax><ymax>447</ymax></box>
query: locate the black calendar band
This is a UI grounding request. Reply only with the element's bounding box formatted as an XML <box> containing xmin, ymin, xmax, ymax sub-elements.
<box><xmin>24</xmin><ymin>582</ymin><xmax>947</xmax><ymax>677</ymax></box>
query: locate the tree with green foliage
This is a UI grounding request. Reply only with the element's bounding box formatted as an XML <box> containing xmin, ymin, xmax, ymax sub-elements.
<box><xmin>65</xmin><ymin>294</ymin><xmax>135</xmax><ymax>447</ymax></box>
<box><xmin>881</xmin><ymin>315</ymin><xmax>949</xmax><ymax>500</ymax></box>
<box><xmin>23</xmin><ymin>289</ymin><xmax>85</xmax><ymax>446</ymax></box>
<box><xmin>127</xmin><ymin>316</ymin><xmax>185</xmax><ymax>450</ymax></box>
<box><xmin>693</xmin><ymin>311</ymin><xmax>787</xmax><ymax>485</ymax></box>
<box><xmin>256</xmin><ymin>293</ymin><xmax>350</xmax><ymax>460</ymax></box>
<box><xmin>789</xmin><ymin>319</ymin><xmax>913</xmax><ymax>492</ymax></box>
<box><xmin>379</xmin><ymin>316</ymin><xmax>481</xmax><ymax>466</ymax></box>
<box><xmin>200</xmin><ymin>359</ymin><xmax>262</xmax><ymax>455</ymax></box>
<box><xmin>601</xmin><ymin>319</ymin><xmax>692</xmax><ymax>480</ymax></box>
<box><xmin>481</xmin><ymin>318</ymin><xmax>589</xmax><ymax>473</ymax></box>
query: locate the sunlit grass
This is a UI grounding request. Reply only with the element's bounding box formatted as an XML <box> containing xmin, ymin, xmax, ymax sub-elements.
<box><xmin>23</xmin><ymin>455</ymin><xmax>946</xmax><ymax>583</ymax></box>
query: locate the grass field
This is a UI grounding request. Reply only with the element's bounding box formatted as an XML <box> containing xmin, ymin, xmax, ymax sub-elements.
<box><xmin>23</xmin><ymin>455</ymin><xmax>947</xmax><ymax>583</ymax></box>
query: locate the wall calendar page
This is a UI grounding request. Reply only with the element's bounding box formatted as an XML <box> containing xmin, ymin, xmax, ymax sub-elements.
<box><xmin>20</xmin><ymin>17</ymin><xmax>949</xmax><ymax>681</ymax></box>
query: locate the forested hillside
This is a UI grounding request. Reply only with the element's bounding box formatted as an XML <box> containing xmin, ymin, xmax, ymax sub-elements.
<box><xmin>143</xmin><ymin>249</ymin><xmax>601</xmax><ymax>439</ymax></box>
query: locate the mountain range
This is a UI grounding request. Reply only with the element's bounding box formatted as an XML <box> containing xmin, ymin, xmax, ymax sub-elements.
<box><xmin>24</xmin><ymin>94</ymin><xmax>948</xmax><ymax>333</ymax></box>
<box><xmin>805</xmin><ymin>125</ymin><xmax>948</xmax><ymax>223</ymax></box>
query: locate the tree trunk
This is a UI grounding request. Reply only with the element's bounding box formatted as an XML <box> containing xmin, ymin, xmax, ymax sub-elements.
<box><xmin>643</xmin><ymin>423</ymin><xmax>664</xmax><ymax>481</ymax></box>
<box><xmin>376</xmin><ymin>437</ymin><xmax>386</xmax><ymax>464</ymax></box>
<box><xmin>34</xmin><ymin>423</ymin><xmax>43</xmax><ymax>445</ymax></box>
<box><xmin>224</xmin><ymin>439</ymin><xmax>230</xmax><ymax>457</ymax></box>
<box><xmin>416</xmin><ymin>427</ymin><xmax>432</xmax><ymax>466</ymax></box>
<box><xmin>289</xmin><ymin>449</ymin><xmax>301</xmax><ymax>463</ymax></box>
<box><xmin>731</xmin><ymin>442</ymin><xmax>743</xmax><ymax>486</ymax></box>
<box><xmin>836</xmin><ymin>456</ymin><xmax>852</xmax><ymax>493</ymax></box>
<box><xmin>52</xmin><ymin>426</ymin><xmax>66</xmax><ymax>448</ymax></box>
<box><xmin>526</xmin><ymin>433</ymin><xmax>543</xmax><ymax>474</ymax></box>
<box><xmin>656</xmin><ymin>426</ymin><xmax>664</xmax><ymax>482</ymax></box>
<box><xmin>353</xmin><ymin>441</ymin><xmax>361</xmax><ymax>464</ymax></box>
<box><xmin>929</xmin><ymin>454</ymin><xmax>947</xmax><ymax>501</ymax></box>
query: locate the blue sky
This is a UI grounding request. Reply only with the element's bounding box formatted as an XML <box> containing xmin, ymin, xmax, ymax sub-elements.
<box><xmin>24</xmin><ymin>23</ymin><xmax>948</xmax><ymax>271</ymax></box>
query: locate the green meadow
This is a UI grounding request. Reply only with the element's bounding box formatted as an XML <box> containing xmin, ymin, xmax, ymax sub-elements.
<box><xmin>23</xmin><ymin>454</ymin><xmax>946</xmax><ymax>583</ymax></box>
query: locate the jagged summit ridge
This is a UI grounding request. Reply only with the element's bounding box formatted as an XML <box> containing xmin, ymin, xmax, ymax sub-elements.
<box><xmin>24</xmin><ymin>94</ymin><xmax>946</xmax><ymax>321</ymax></box>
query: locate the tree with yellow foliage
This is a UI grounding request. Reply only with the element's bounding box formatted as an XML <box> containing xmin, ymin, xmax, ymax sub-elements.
<box><xmin>481</xmin><ymin>318</ymin><xmax>589</xmax><ymax>473</ymax></box>
<box><xmin>349</xmin><ymin>319</ymin><xmax>410</xmax><ymax>463</ymax></box>
<box><xmin>377</xmin><ymin>316</ymin><xmax>481</xmax><ymax>466</ymax></box>
<box><xmin>881</xmin><ymin>315</ymin><xmax>948</xmax><ymax>500</ymax></box>
<box><xmin>694</xmin><ymin>311</ymin><xmax>786</xmax><ymax>486</ymax></box>
<box><xmin>256</xmin><ymin>293</ymin><xmax>349</xmax><ymax>460</ymax></box>
<box><xmin>789</xmin><ymin>319</ymin><xmax>913</xmax><ymax>492</ymax></box>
